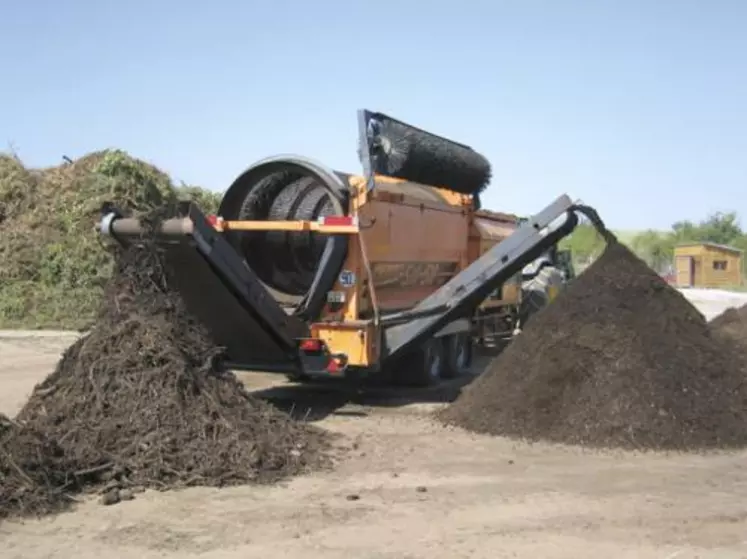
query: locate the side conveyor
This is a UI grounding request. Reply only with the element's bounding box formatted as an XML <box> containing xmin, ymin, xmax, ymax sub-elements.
<box><xmin>382</xmin><ymin>195</ymin><xmax>595</xmax><ymax>360</ymax></box>
<box><xmin>99</xmin><ymin>203</ymin><xmax>310</xmax><ymax>370</ymax></box>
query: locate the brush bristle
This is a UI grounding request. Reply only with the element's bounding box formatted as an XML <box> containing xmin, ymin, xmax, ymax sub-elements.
<box><xmin>371</xmin><ymin>119</ymin><xmax>491</xmax><ymax>195</ymax></box>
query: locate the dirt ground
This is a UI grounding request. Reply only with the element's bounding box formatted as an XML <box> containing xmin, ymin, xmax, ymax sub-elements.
<box><xmin>1</xmin><ymin>333</ymin><xmax>747</xmax><ymax>559</ymax></box>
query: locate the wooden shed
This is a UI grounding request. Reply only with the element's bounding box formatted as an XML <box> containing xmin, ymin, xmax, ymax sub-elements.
<box><xmin>674</xmin><ymin>242</ymin><xmax>743</xmax><ymax>288</ymax></box>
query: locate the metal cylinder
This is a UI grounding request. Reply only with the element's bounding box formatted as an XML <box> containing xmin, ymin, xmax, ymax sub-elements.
<box><xmin>103</xmin><ymin>216</ymin><xmax>195</xmax><ymax>239</ymax></box>
<box><xmin>218</xmin><ymin>156</ymin><xmax>350</xmax><ymax>309</ymax></box>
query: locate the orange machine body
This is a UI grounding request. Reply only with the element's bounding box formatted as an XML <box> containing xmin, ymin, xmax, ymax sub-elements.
<box><xmin>470</xmin><ymin>209</ymin><xmax>522</xmax><ymax>307</ymax></box>
<box><xmin>212</xmin><ymin>173</ymin><xmax>524</xmax><ymax>369</ymax></box>
<box><xmin>310</xmin><ymin>175</ymin><xmax>522</xmax><ymax>365</ymax></box>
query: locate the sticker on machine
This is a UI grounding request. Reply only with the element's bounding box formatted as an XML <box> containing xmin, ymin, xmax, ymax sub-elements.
<box><xmin>327</xmin><ymin>291</ymin><xmax>345</xmax><ymax>303</ymax></box>
<box><xmin>339</xmin><ymin>270</ymin><xmax>356</xmax><ymax>287</ymax></box>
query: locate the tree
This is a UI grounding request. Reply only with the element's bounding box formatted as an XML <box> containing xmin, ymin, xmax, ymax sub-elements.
<box><xmin>670</xmin><ymin>211</ymin><xmax>742</xmax><ymax>246</ymax></box>
<box><xmin>629</xmin><ymin>211</ymin><xmax>746</xmax><ymax>278</ymax></box>
<box><xmin>629</xmin><ymin>230</ymin><xmax>675</xmax><ymax>273</ymax></box>
<box><xmin>559</xmin><ymin>221</ymin><xmax>606</xmax><ymax>268</ymax></box>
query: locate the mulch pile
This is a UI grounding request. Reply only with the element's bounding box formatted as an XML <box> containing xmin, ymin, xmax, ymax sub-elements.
<box><xmin>0</xmin><ymin>415</ymin><xmax>81</xmax><ymax>519</ymax></box>
<box><xmin>0</xmin><ymin>239</ymin><xmax>332</xmax><ymax>521</ymax></box>
<box><xmin>0</xmin><ymin>150</ymin><xmax>220</xmax><ymax>330</ymax></box>
<box><xmin>439</xmin><ymin>241</ymin><xmax>747</xmax><ymax>451</ymax></box>
<box><xmin>709</xmin><ymin>304</ymin><xmax>747</xmax><ymax>347</ymax></box>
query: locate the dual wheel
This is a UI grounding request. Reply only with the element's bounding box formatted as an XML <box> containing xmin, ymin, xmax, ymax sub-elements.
<box><xmin>393</xmin><ymin>332</ymin><xmax>473</xmax><ymax>388</ymax></box>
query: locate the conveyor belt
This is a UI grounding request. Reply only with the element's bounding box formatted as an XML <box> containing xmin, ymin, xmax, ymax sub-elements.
<box><xmin>100</xmin><ymin>203</ymin><xmax>310</xmax><ymax>371</ymax></box>
<box><xmin>382</xmin><ymin>196</ymin><xmax>610</xmax><ymax>360</ymax></box>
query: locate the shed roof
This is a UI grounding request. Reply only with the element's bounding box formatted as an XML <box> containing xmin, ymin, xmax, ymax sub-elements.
<box><xmin>675</xmin><ymin>241</ymin><xmax>743</xmax><ymax>254</ymax></box>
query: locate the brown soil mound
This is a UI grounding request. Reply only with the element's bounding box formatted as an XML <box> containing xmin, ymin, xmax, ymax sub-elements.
<box><xmin>709</xmin><ymin>304</ymin><xmax>747</xmax><ymax>345</ymax></box>
<box><xmin>1</xmin><ymin>242</ymin><xmax>331</xmax><ymax>521</ymax></box>
<box><xmin>0</xmin><ymin>415</ymin><xmax>83</xmax><ymax>518</ymax></box>
<box><xmin>440</xmin><ymin>241</ymin><xmax>747</xmax><ymax>451</ymax></box>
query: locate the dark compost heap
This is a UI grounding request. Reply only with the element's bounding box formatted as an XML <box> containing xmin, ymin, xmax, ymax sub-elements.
<box><xmin>440</xmin><ymin>241</ymin><xmax>747</xmax><ymax>451</ymax></box>
<box><xmin>709</xmin><ymin>304</ymin><xmax>747</xmax><ymax>347</ymax></box>
<box><xmin>0</xmin><ymin>415</ymin><xmax>80</xmax><ymax>519</ymax></box>
<box><xmin>1</xmin><ymin>241</ymin><xmax>331</xmax><ymax>521</ymax></box>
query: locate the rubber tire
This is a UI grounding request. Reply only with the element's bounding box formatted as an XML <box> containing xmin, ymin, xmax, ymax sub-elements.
<box><xmin>442</xmin><ymin>332</ymin><xmax>473</xmax><ymax>379</ymax></box>
<box><xmin>395</xmin><ymin>338</ymin><xmax>445</xmax><ymax>388</ymax></box>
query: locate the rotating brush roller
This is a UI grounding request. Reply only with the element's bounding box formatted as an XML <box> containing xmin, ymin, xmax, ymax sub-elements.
<box><xmin>361</xmin><ymin>110</ymin><xmax>492</xmax><ymax>195</ymax></box>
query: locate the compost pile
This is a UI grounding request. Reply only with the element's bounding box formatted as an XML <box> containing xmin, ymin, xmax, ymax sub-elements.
<box><xmin>0</xmin><ymin>415</ymin><xmax>81</xmax><ymax>519</ymax></box>
<box><xmin>0</xmin><ymin>150</ymin><xmax>220</xmax><ymax>330</ymax></box>
<box><xmin>0</xmin><ymin>239</ymin><xmax>331</xmax><ymax>521</ymax></box>
<box><xmin>440</xmin><ymin>241</ymin><xmax>747</xmax><ymax>451</ymax></box>
<box><xmin>709</xmin><ymin>304</ymin><xmax>747</xmax><ymax>347</ymax></box>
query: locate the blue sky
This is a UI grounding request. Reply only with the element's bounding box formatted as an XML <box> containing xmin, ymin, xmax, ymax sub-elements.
<box><xmin>2</xmin><ymin>0</ymin><xmax>745</xmax><ymax>230</ymax></box>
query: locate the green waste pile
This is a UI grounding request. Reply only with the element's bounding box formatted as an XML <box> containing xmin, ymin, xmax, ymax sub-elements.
<box><xmin>0</xmin><ymin>150</ymin><xmax>220</xmax><ymax>329</ymax></box>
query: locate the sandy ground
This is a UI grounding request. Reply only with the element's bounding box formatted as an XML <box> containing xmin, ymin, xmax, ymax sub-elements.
<box><xmin>678</xmin><ymin>288</ymin><xmax>747</xmax><ymax>321</ymax></box>
<box><xmin>2</xmin><ymin>329</ymin><xmax>747</xmax><ymax>559</ymax></box>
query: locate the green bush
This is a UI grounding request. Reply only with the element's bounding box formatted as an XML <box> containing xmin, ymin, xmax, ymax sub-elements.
<box><xmin>0</xmin><ymin>150</ymin><xmax>221</xmax><ymax>329</ymax></box>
